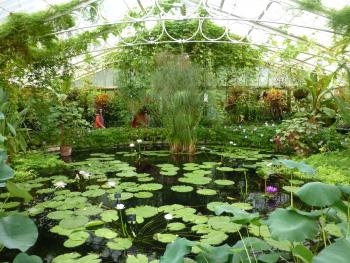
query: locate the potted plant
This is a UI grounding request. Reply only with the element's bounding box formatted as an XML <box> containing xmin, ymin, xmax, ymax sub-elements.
<box><xmin>48</xmin><ymin>101</ymin><xmax>89</xmax><ymax>157</ymax></box>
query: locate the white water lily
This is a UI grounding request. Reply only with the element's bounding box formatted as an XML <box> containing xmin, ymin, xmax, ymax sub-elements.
<box><xmin>260</xmin><ymin>134</ymin><xmax>264</xmax><ymax>137</ymax></box>
<box><xmin>265</xmin><ymin>122</ymin><xmax>268</xmax><ymax>126</ymax></box>
<box><xmin>116</xmin><ymin>203</ymin><xmax>125</xmax><ymax>210</ymax></box>
<box><xmin>164</xmin><ymin>213</ymin><xmax>173</xmax><ymax>220</ymax></box>
<box><xmin>266</xmin><ymin>162</ymin><xmax>273</xmax><ymax>167</ymax></box>
<box><xmin>129</xmin><ymin>143</ymin><xmax>135</xmax><ymax>148</ymax></box>
<box><xmin>233</xmin><ymin>143</ymin><xmax>237</xmax><ymax>146</ymax></box>
<box><xmin>107</xmin><ymin>181</ymin><xmax>116</xmax><ymax>187</ymax></box>
<box><xmin>244</xmin><ymin>136</ymin><xmax>248</xmax><ymax>139</ymax></box>
<box><xmin>201</xmin><ymin>146</ymin><xmax>206</xmax><ymax>150</ymax></box>
<box><xmin>136</xmin><ymin>139</ymin><xmax>142</xmax><ymax>143</ymax></box>
<box><xmin>229</xmin><ymin>141</ymin><xmax>234</xmax><ymax>145</ymax></box>
<box><xmin>79</xmin><ymin>170</ymin><xmax>91</xmax><ymax>179</ymax></box>
<box><xmin>54</xmin><ymin>181</ymin><xmax>66</xmax><ymax>189</ymax></box>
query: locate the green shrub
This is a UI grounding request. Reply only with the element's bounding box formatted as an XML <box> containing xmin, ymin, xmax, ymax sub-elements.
<box><xmin>12</xmin><ymin>152</ymin><xmax>66</xmax><ymax>175</ymax></box>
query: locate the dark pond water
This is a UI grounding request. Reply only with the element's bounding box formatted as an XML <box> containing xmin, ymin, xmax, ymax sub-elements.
<box><xmin>1</xmin><ymin>146</ymin><xmax>292</xmax><ymax>262</ymax></box>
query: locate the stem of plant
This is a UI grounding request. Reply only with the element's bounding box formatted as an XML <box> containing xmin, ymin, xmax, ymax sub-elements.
<box><xmin>347</xmin><ymin>197</ymin><xmax>350</xmax><ymax>237</ymax></box>
<box><xmin>244</xmin><ymin>171</ymin><xmax>248</xmax><ymax>195</ymax></box>
<box><xmin>320</xmin><ymin>210</ymin><xmax>327</xmax><ymax>248</ymax></box>
<box><xmin>237</xmin><ymin>230</ymin><xmax>252</xmax><ymax>263</ymax></box>
<box><xmin>119</xmin><ymin>210</ymin><xmax>126</xmax><ymax>237</ymax></box>
<box><xmin>290</xmin><ymin>174</ymin><xmax>293</xmax><ymax>207</ymax></box>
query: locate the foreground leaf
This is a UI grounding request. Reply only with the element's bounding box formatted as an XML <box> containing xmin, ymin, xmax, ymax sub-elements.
<box><xmin>267</xmin><ymin>208</ymin><xmax>319</xmax><ymax>242</ymax></box>
<box><xmin>0</xmin><ymin>214</ymin><xmax>38</xmax><ymax>252</ymax></box>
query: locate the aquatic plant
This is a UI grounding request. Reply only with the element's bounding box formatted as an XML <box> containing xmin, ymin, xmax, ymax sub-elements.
<box><xmin>151</xmin><ymin>53</ymin><xmax>208</xmax><ymax>154</ymax></box>
<box><xmin>266</xmin><ymin>186</ymin><xmax>278</xmax><ymax>194</ymax></box>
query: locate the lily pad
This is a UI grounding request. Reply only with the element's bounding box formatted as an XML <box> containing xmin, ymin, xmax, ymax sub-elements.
<box><xmin>95</xmin><ymin>228</ymin><xmax>118</xmax><ymax>239</ymax></box>
<box><xmin>139</xmin><ymin>183</ymin><xmax>163</xmax><ymax>191</ymax></box>
<box><xmin>178</xmin><ymin>176</ymin><xmax>211</xmax><ymax>185</ymax></box>
<box><xmin>101</xmin><ymin>210</ymin><xmax>119</xmax><ymax>222</ymax></box>
<box><xmin>134</xmin><ymin>192</ymin><xmax>153</xmax><ymax>198</ymax></box>
<box><xmin>59</xmin><ymin>216</ymin><xmax>89</xmax><ymax>230</ymax></box>
<box><xmin>107</xmin><ymin>238</ymin><xmax>132</xmax><ymax>250</ymax></box>
<box><xmin>126</xmin><ymin>254</ymin><xmax>149</xmax><ymax>263</ymax></box>
<box><xmin>171</xmin><ymin>185</ymin><xmax>194</xmax><ymax>193</ymax></box>
<box><xmin>167</xmin><ymin>222</ymin><xmax>186</xmax><ymax>231</ymax></box>
<box><xmin>154</xmin><ymin>233</ymin><xmax>177</xmax><ymax>243</ymax></box>
<box><xmin>47</xmin><ymin>210</ymin><xmax>74</xmax><ymax>220</ymax></box>
<box><xmin>200</xmin><ymin>230</ymin><xmax>228</xmax><ymax>245</ymax></box>
<box><xmin>126</xmin><ymin>206</ymin><xmax>158</xmax><ymax>219</ymax></box>
<box><xmin>196</xmin><ymin>189</ymin><xmax>216</xmax><ymax>196</ymax></box>
<box><xmin>216</xmin><ymin>167</ymin><xmax>234</xmax><ymax>172</ymax></box>
<box><xmin>214</xmin><ymin>179</ymin><xmax>235</xmax><ymax>186</ymax></box>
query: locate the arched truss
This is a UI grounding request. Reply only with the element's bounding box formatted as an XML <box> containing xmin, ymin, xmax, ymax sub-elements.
<box><xmin>61</xmin><ymin>0</ymin><xmax>343</xmax><ymax>79</ymax></box>
<box><xmin>0</xmin><ymin>0</ymin><xmax>345</xmax><ymax>78</ymax></box>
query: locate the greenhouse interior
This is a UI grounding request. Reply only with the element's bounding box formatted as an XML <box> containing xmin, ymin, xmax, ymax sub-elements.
<box><xmin>2</xmin><ymin>0</ymin><xmax>350</xmax><ymax>262</ymax></box>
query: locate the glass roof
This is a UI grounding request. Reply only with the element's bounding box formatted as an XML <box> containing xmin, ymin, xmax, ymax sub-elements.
<box><xmin>0</xmin><ymin>0</ymin><xmax>349</xmax><ymax>78</ymax></box>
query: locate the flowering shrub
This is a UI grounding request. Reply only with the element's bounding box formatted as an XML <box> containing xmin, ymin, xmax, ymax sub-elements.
<box><xmin>263</xmin><ymin>88</ymin><xmax>286</xmax><ymax>120</ymax></box>
<box><xmin>95</xmin><ymin>93</ymin><xmax>110</xmax><ymax>109</ymax></box>
<box><xmin>276</xmin><ymin>117</ymin><xmax>320</xmax><ymax>156</ymax></box>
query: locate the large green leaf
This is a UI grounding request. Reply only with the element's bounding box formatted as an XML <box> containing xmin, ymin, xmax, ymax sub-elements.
<box><xmin>160</xmin><ymin>237</ymin><xmax>194</xmax><ymax>263</ymax></box>
<box><xmin>6</xmin><ymin>181</ymin><xmax>32</xmax><ymax>202</ymax></box>
<box><xmin>313</xmin><ymin>238</ymin><xmax>350</xmax><ymax>263</ymax></box>
<box><xmin>195</xmin><ymin>244</ymin><xmax>231</xmax><ymax>263</ymax></box>
<box><xmin>296</xmin><ymin>182</ymin><xmax>341</xmax><ymax>207</ymax></box>
<box><xmin>0</xmin><ymin>150</ymin><xmax>13</xmax><ymax>184</ymax></box>
<box><xmin>292</xmin><ymin>244</ymin><xmax>313</xmax><ymax>263</ymax></box>
<box><xmin>272</xmin><ymin>159</ymin><xmax>316</xmax><ymax>175</ymax></box>
<box><xmin>266</xmin><ymin>208</ymin><xmax>319</xmax><ymax>242</ymax></box>
<box><xmin>13</xmin><ymin>253</ymin><xmax>42</xmax><ymax>263</ymax></box>
<box><xmin>0</xmin><ymin>214</ymin><xmax>38</xmax><ymax>252</ymax></box>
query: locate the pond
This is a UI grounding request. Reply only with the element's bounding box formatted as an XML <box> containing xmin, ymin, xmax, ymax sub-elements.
<box><xmin>2</xmin><ymin>146</ymin><xmax>292</xmax><ymax>262</ymax></box>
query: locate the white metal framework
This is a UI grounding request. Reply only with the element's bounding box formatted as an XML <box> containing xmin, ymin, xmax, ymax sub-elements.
<box><xmin>0</xmin><ymin>0</ymin><xmax>349</xmax><ymax>78</ymax></box>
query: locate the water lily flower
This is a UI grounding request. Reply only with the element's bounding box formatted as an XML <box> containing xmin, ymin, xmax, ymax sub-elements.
<box><xmin>233</xmin><ymin>143</ymin><xmax>237</xmax><ymax>146</ymax></box>
<box><xmin>243</xmin><ymin>129</ymin><xmax>246</xmax><ymax>133</ymax></box>
<box><xmin>265</xmin><ymin>122</ymin><xmax>268</xmax><ymax>126</ymax></box>
<box><xmin>229</xmin><ymin>141</ymin><xmax>234</xmax><ymax>145</ymax></box>
<box><xmin>129</xmin><ymin>143</ymin><xmax>135</xmax><ymax>148</ymax></box>
<box><xmin>116</xmin><ymin>203</ymin><xmax>125</xmax><ymax>210</ymax></box>
<box><xmin>272</xmin><ymin>123</ymin><xmax>275</xmax><ymax>127</ymax></box>
<box><xmin>244</xmin><ymin>136</ymin><xmax>248</xmax><ymax>139</ymax></box>
<box><xmin>164</xmin><ymin>214</ymin><xmax>173</xmax><ymax>220</ymax></box>
<box><xmin>266</xmin><ymin>162</ymin><xmax>273</xmax><ymax>167</ymax></box>
<box><xmin>266</xmin><ymin>186</ymin><xmax>278</xmax><ymax>193</ymax></box>
<box><xmin>260</xmin><ymin>134</ymin><xmax>264</xmax><ymax>137</ymax></box>
<box><xmin>253</xmin><ymin>127</ymin><xmax>257</xmax><ymax>132</ymax></box>
<box><xmin>201</xmin><ymin>146</ymin><xmax>206</xmax><ymax>150</ymax></box>
<box><xmin>79</xmin><ymin>170</ymin><xmax>91</xmax><ymax>179</ymax></box>
<box><xmin>136</xmin><ymin>139</ymin><xmax>142</xmax><ymax>144</ymax></box>
<box><xmin>107</xmin><ymin>181</ymin><xmax>116</xmax><ymax>187</ymax></box>
<box><xmin>54</xmin><ymin>181</ymin><xmax>66</xmax><ymax>189</ymax></box>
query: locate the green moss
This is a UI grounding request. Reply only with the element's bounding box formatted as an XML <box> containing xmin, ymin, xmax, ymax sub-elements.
<box><xmin>12</xmin><ymin>152</ymin><xmax>67</xmax><ymax>177</ymax></box>
<box><xmin>294</xmin><ymin>150</ymin><xmax>350</xmax><ymax>184</ymax></box>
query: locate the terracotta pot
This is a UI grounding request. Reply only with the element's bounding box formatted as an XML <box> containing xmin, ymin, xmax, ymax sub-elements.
<box><xmin>60</xmin><ymin>145</ymin><xmax>72</xmax><ymax>157</ymax></box>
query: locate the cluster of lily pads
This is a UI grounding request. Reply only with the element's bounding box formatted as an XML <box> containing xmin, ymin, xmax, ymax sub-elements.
<box><xmin>3</xmin><ymin>149</ymin><xmax>328</xmax><ymax>263</ymax></box>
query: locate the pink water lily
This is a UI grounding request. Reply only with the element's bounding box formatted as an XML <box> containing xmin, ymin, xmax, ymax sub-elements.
<box><xmin>266</xmin><ymin>186</ymin><xmax>278</xmax><ymax>193</ymax></box>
